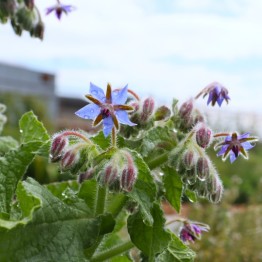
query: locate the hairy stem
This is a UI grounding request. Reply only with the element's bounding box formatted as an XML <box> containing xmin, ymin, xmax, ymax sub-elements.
<box><xmin>94</xmin><ymin>185</ymin><xmax>107</xmax><ymax>216</ymax></box>
<box><xmin>90</xmin><ymin>241</ymin><xmax>134</xmax><ymax>262</ymax></box>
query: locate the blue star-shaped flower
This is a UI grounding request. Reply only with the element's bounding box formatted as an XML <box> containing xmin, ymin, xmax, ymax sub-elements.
<box><xmin>75</xmin><ymin>83</ymin><xmax>136</xmax><ymax>137</ymax></box>
<box><xmin>215</xmin><ymin>132</ymin><xmax>258</xmax><ymax>163</ymax></box>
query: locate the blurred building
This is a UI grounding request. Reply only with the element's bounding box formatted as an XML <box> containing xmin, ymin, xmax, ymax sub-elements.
<box><xmin>0</xmin><ymin>62</ymin><xmax>57</xmax><ymax>120</ymax></box>
<box><xmin>0</xmin><ymin>62</ymin><xmax>96</xmax><ymax>132</ymax></box>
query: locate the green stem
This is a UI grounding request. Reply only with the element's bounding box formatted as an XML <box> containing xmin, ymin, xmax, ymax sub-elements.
<box><xmin>94</xmin><ymin>185</ymin><xmax>107</xmax><ymax>216</ymax></box>
<box><xmin>90</xmin><ymin>241</ymin><xmax>134</xmax><ymax>262</ymax></box>
<box><xmin>147</xmin><ymin>152</ymin><xmax>169</xmax><ymax>170</ymax></box>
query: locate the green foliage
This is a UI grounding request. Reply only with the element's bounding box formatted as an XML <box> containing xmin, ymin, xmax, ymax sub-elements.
<box><xmin>162</xmin><ymin>166</ymin><xmax>183</xmax><ymax>212</ymax></box>
<box><xmin>128</xmin><ymin>203</ymin><xmax>171</xmax><ymax>260</ymax></box>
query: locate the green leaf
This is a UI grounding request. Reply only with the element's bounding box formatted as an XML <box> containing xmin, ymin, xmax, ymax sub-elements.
<box><xmin>127</xmin><ymin>149</ymin><xmax>157</xmax><ymax>225</ymax></box>
<box><xmin>0</xmin><ymin>178</ymin><xmax>114</xmax><ymax>262</ymax></box>
<box><xmin>0</xmin><ymin>136</ymin><xmax>18</xmax><ymax>155</ymax></box>
<box><xmin>162</xmin><ymin>166</ymin><xmax>183</xmax><ymax>213</ymax></box>
<box><xmin>184</xmin><ymin>189</ymin><xmax>197</xmax><ymax>203</ymax></box>
<box><xmin>156</xmin><ymin>234</ymin><xmax>196</xmax><ymax>262</ymax></box>
<box><xmin>128</xmin><ymin>203</ymin><xmax>171</xmax><ymax>260</ymax></box>
<box><xmin>45</xmin><ymin>180</ymin><xmax>79</xmax><ymax>199</ymax></box>
<box><xmin>140</xmin><ymin>126</ymin><xmax>177</xmax><ymax>158</ymax></box>
<box><xmin>19</xmin><ymin>111</ymin><xmax>49</xmax><ymax>144</ymax></box>
<box><xmin>0</xmin><ymin>112</ymin><xmax>50</xmax><ymax>214</ymax></box>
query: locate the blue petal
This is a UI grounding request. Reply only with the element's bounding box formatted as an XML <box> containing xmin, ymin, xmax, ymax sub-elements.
<box><xmin>115</xmin><ymin>110</ymin><xmax>136</xmax><ymax>126</ymax></box>
<box><xmin>217</xmin><ymin>145</ymin><xmax>228</xmax><ymax>156</ymax></box>
<box><xmin>89</xmin><ymin>82</ymin><xmax>106</xmax><ymax>102</ymax></box>
<box><xmin>217</xmin><ymin>97</ymin><xmax>224</xmax><ymax>107</ymax></box>
<box><xmin>103</xmin><ymin>117</ymin><xmax>114</xmax><ymax>137</ymax></box>
<box><xmin>241</xmin><ymin>141</ymin><xmax>254</xmax><ymax>151</ymax></box>
<box><xmin>207</xmin><ymin>93</ymin><xmax>213</xmax><ymax>105</ymax></box>
<box><xmin>238</xmin><ymin>133</ymin><xmax>250</xmax><ymax>139</ymax></box>
<box><xmin>75</xmin><ymin>104</ymin><xmax>100</xmax><ymax>120</ymax></box>
<box><xmin>229</xmin><ymin>152</ymin><xmax>237</xmax><ymax>163</ymax></box>
<box><xmin>112</xmin><ymin>85</ymin><xmax>128</xmax><ymax>105</ymax></box>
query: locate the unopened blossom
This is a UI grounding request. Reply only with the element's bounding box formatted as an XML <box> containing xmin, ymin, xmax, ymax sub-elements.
<box><xmin>196</xmin><ymin>82</ymin><xmax>230</xmax><ymax>107</ymax></box>
<box><xmin>75</xmin><ymin>83</ymin><xmax>136</xmax><ymax>137</ymax></box>
<box><xmin>46</xmin><ymin>1</ymin><xmax>75</xmax><ymax>20</ymax></box>
<box><xmin>214</xmin><ymin>132</ymin><xmax>258</xmax><ymax>163</ymax></box>
<box><xmin>180</xmin><ymin>221</ymin><xmax>209</xmax><ymax>243</ymax></box>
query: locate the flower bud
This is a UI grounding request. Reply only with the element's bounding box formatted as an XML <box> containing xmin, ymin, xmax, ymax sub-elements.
<box><xmin>195</xmin><ymin>123</ymin><xmax>212</xmax><ymax>148</ymax></box>
<box><xmin>30</xmin><ymin>21</ymin><xmax>44</xmax><ymax>40</ymax></box>
<box><xmin>102</xmin><ymin>165</ymin><xmax>118</xmax><ymax>186</ymax></box>
<box><xmin>120</xmin><ymin>166</ymin><xmax>137</xmax><ymax>192</ymax></box>
<box><xmin>50</xmin><ymin>134</ymin><xmax>68</xmax><ymax>162</ymax></box>
<box><xmin>179</xmin><ymin>99</ymin><xmax>193</xmax><ymax>120</ymax></box>
<box><xmin>196</xmin><ymin>157</ymin><xmax>210</xmax><ymax>181</ymax></box>
<box><xmin>60</xmin><ymin>150</ymin><xmax>79</xmax><ymax>170</ymax></box>
<box><xmin>78</xmin><ymin>168</ymin><xmax>94</xmax><ymax>183</ymax></box>
<box><xmin>24</xmin><ymin>0</ymin><xmax>34</xmax><ymax>10</ymax></box>
<box><xmin>129</xmin><ymin>102</ymin><xmax>140</xmax><ymax>113</ymax></box>
<box><xmin>154</xmin><ymin>106</ymin><xmax>171</xmax><ymax>121</ymax></box>
<box><xmin>183</xmin><ymin>150</ymin><xmax>196</xmax><ymax>170</ymax></box>
<box><xmin>209</xmin><ymin>182</ymin><xmax>223</xmax><ymax>203</ymax></box>
<box><xmin>140</xmin><ymin>97</ymin><xmax>155</xmax><ymax>122</ymax></box>
<box><xmin>206</xmin><ymin>173</ymin><xmax>223</xmax><ymax>194</ymax></box>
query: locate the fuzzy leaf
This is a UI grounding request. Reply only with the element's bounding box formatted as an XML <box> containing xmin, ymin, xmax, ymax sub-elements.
<box><xmin>127</xmin><ymin>149</ymin><xmax>157</xmax><ymax>226</ymax></box>
<box><xmin>156</xmin><ymin>234</ymin><xmax>195</xmax><ymax>262</ymax></box>
<box><xmin>19</xmin><ymin>111</ymin><xmax>49</xmax><ymax>144</ymax></box>
<box><xmin>0</xmin><ymin>112</ymin><xmax>49</xmax><ymax>214</ymax></box>
<box><xmin>0</xmin><ymin>178</ymin><xmax>114</xmax><ymax>262</ymax></box>
<box><xmin>0</xmin><ymin>136</ymin><xmax>18</xmax><ymax>155</ymax></box>
<box><xmin>162</xmin><ymin>166</ymin><xmax>183</xmax><ymax>213</ymax></box>
<box><xmin>127</xmin><ymin>203</ymin><xmax>171</xmax><ymax>260</ymax></box>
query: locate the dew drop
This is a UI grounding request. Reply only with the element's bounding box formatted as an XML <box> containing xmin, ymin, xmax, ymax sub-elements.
<box><xmin>197</xmin><ymin>176</ymin><xmax>206</xmax><ymax>182</ymax></box>
<box><xmin>187</xmin><ymin>178</ymin><xmax>196</xmax><ymax>185</ymax></box>
<box><xmin>90</xmin><ymin>109</ymin><xmax>94</xmax><ymax>113</ymax></box>
<box><xmin>92</xmin><ymin>90</ymin><xmax>98</xmax><ymax>95</ymax></box>
<box><xmin>19</xmin><ymin>129</ymin><xmax>23</xmax><ymax>133</ymax></box>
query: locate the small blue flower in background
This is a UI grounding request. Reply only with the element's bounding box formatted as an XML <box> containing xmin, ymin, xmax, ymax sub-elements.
<box><xmin>75</xmin><ymin>83</ymin><xmax>136</xmax><ymax>137</ymax></box>
<box><xmin>196</xmin><ymin>82</ymin><xmax>230</xmax><ymax>107</ymax></box>
<box><xmin>214</xmin><ymin>132</ymin><xmax>258</xmax><ymax>163</ymax></box>
<box><xmin>46</xmin><ymin>1</ymin><xmax>75</xmax><ymax>20</ymax></box>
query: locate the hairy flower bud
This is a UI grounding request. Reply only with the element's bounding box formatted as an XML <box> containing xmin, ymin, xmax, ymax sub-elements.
<box><xmin>154</xmin><ymin>106</ymin><xmax>171</xmax><ymax>121</ymax></box>
<box><xmin>140</xmin><ymin>97</ymin><xmax>155</xmax><ymax>122</ymax></box>
<box><xmin>50</xmin><ymin>134</ymin><xmax>68</xmax><ymax>162</ymax></box>
<box><xmin>196</xmin><ymin>157</ymin><xmax>210</xmax><ymax>181</ymax></box>
<box><xmin>24</xmin><ymin>0</ymin><xmax>34</xmax><ymax>10</ymax></box>
<box><xmin>60</xmin><ymin>149</ymin><xmax>79</xmax><ymax>170</ymax></box>
<box><xmin>179</xmin><ymin>99</ymin><xmax>193</xmax><ymax>119</ymax></box>
<box><xmin>195</xmin><ymin>123</ymin><xmax>212</xmax><ymax>148</ymax></box>
<box><xmin>120</xmin><ymin>166</ymin><xmax>137</xmax><ymax>192</ymax></box>
<box><xmin>209</xmin><ymin>182</ymin><xmax>223</xmax><ymax>203</ymax></box>
<box><xmin>183</xmin><ymin>150</ymin><xmax>196</xmax><ymax>170</ymax></box>
<box><xmin>102</xmin><ymin>165</ymin><xmax>118</xmax><ymax>186</ymax></box>
<box><xmin>78</xmin><ymin>168</ymin><xmax>94</xmax><ymax>183</ymax></box>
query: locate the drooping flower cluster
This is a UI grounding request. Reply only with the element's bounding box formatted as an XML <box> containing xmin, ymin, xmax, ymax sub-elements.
<box><xmin>75</xmin><ymin>83</ymin><xmax>136</xmax><ymax>137</ymax></box>
<box><xmin>169</xmin><ymin>122</ymin><xmax>223</xmax><ymax>203</ymax></box>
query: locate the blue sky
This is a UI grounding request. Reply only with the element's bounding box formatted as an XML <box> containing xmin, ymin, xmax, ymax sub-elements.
<box><xmin>1</xmin><ymin>0</ymin><xmax>262</xmax><ymax>115</ymax></box>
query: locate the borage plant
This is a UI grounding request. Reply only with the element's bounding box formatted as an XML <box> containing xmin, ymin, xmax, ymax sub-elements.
<box><xmin>0</xmin><ymin>82</ymin><xmax>258</xmax><ymax>261</ymax></box>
